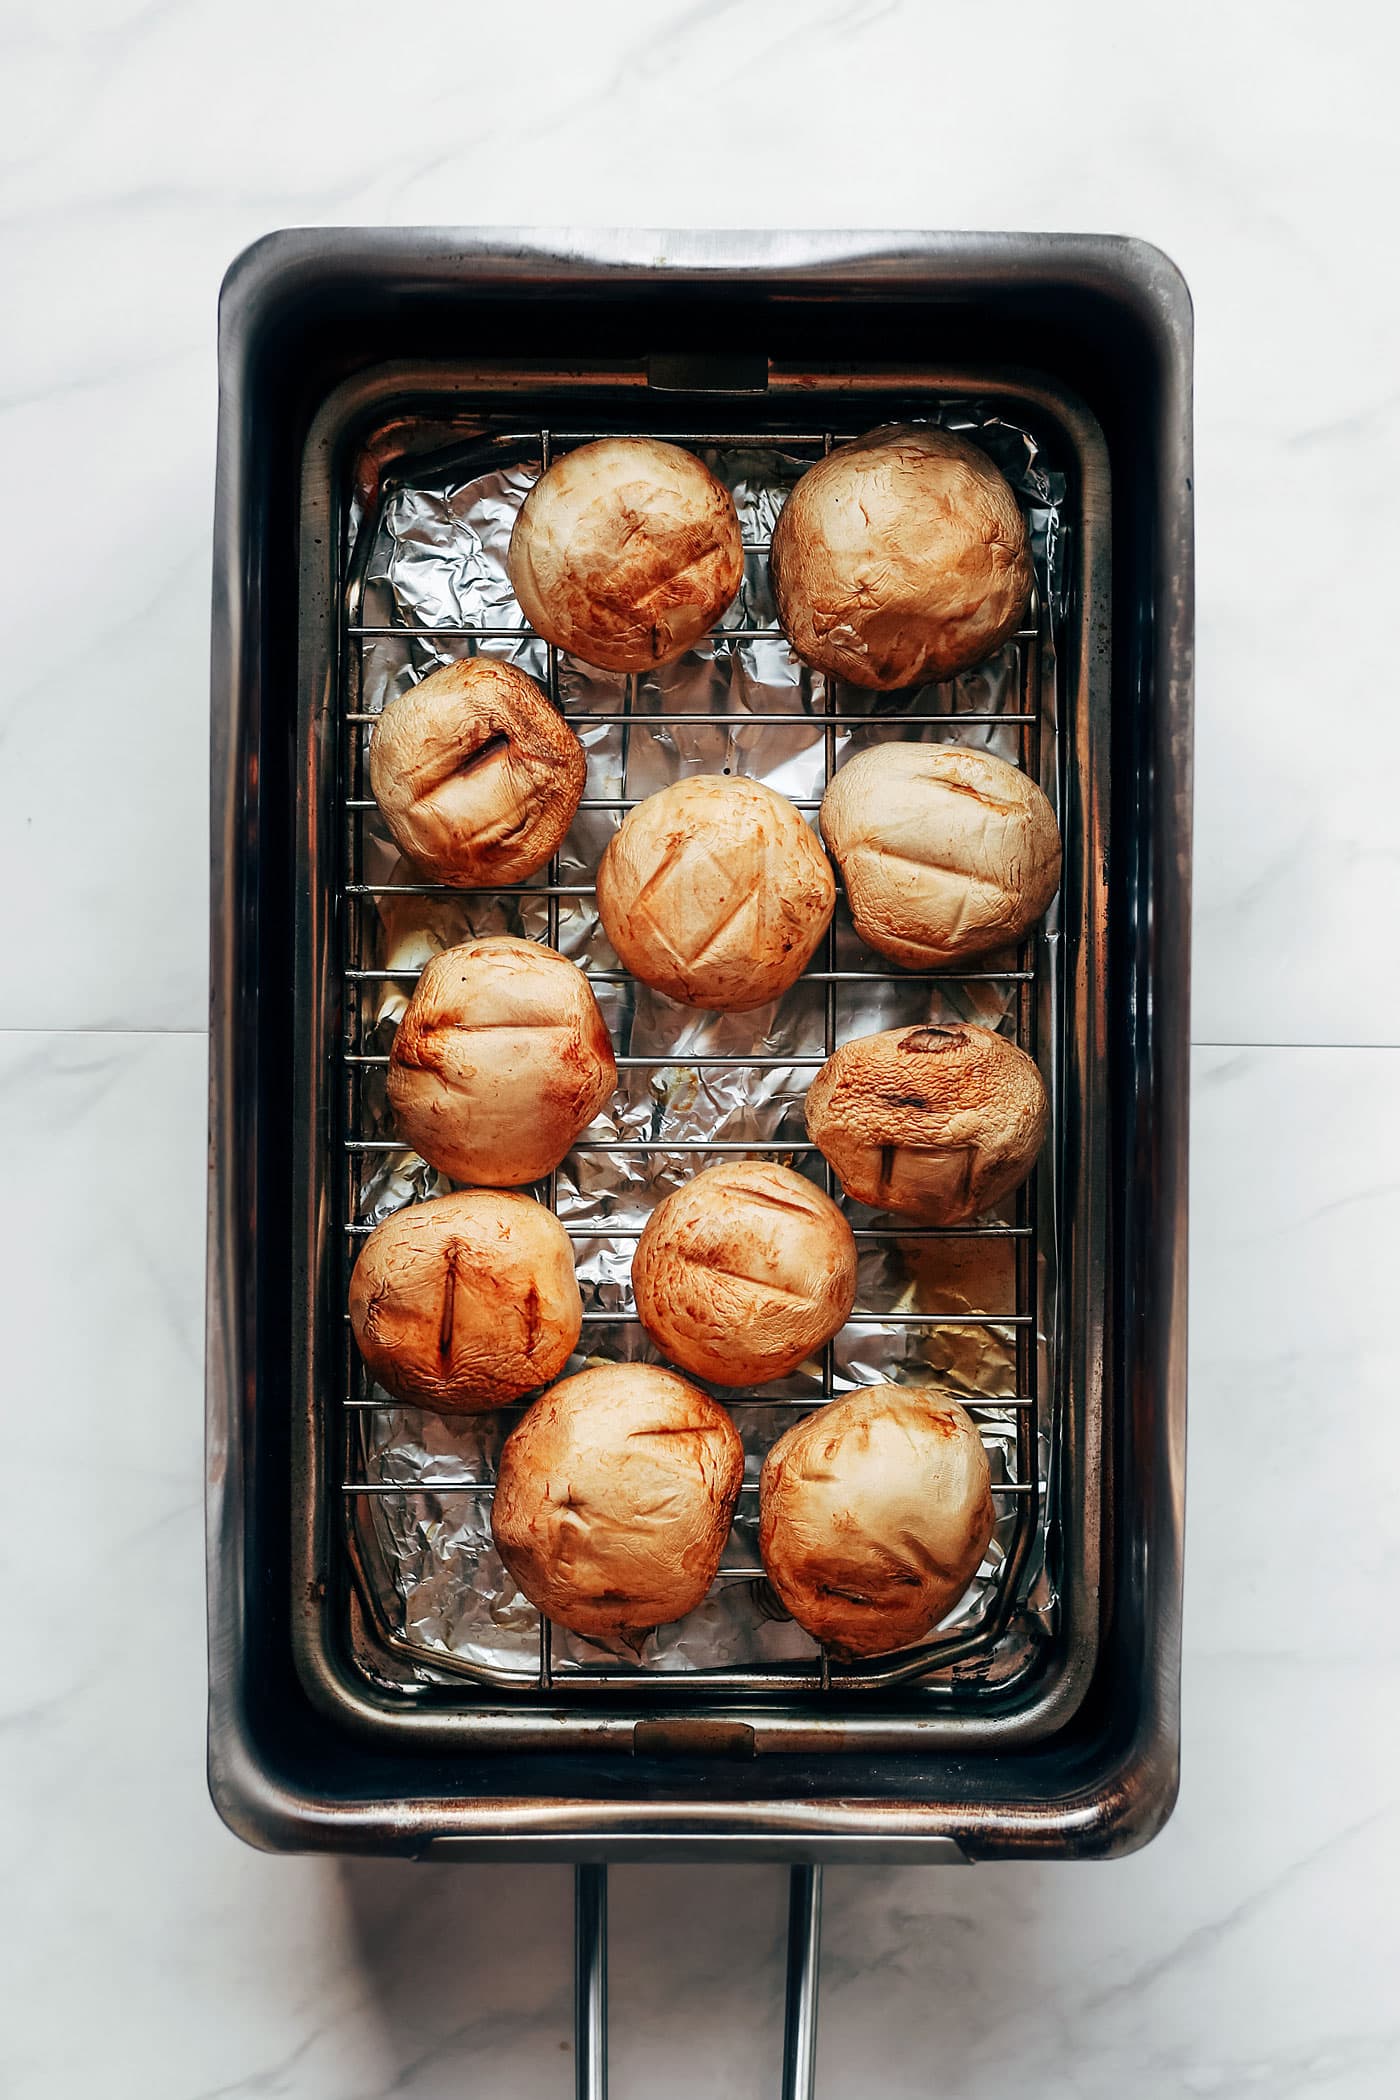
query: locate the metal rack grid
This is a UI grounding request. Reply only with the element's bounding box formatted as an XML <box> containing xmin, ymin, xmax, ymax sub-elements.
<box><xmin>335</xmin><ymin>423</ymin><xmax>1052</xmax><ymax>1697</ymax></box>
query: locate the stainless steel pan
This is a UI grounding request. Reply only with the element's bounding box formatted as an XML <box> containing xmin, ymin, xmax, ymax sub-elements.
<box><xmin>207</xmin><ymin>227</ymin><xmax>1193</xmax><ymax>2095</ymax></box>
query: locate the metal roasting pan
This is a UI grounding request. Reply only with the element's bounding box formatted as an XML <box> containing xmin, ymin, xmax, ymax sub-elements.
<box><xmin>207</xmin><ymin>229</ymin><xmax>1193</xmax><ymax>2093</ymax></box>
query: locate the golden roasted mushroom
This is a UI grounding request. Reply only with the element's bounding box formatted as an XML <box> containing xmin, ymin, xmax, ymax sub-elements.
<box><xmin>368</xmin><ymin>656</ymin><xmax>585</xmax><ymax>887</ymax></box>
<box><xmin>758</xmin><ymin>1384</ymin><xmax>995</xmax><ymax>1658</ymax></box>
<box><xmin>387</xmin><ymin>936</ymin><xmax>616</xmax><ymax>1185</ymax></box>
<box><xmin>596</xmin><ymin>776</ymin><xmax>835</xmax><ymax>1011</ymax></box>
<box><xmin>632</xmin><ymin>1160</ymin><xmax>857</xmax><ymax>1386</ymax></box>
<box><xmin>821</xmin><ymin>742</ymin><xmax>1060</xmax><ymax>968</ymax></box>
<box><xmin>349</xmin><ymin>1190</ymin><xmax>581</xmax><ymax>1411</ymax></box>
<box><xmin>770</xmin><ymin>424</ymin><xmax>1032</xmax><ymax>689</ymax></box>
<box><xmin>804</xmin><ymin>1022</ymin><xmax>1047</xmax><ymax>1223</ymax></box>
<box><xmin>492</xmin><ymin>1363</ymin><xmax>745</xmax><ymax>1638</ymax></box>
<box><xmin>508</xmin><ymin>438</ymin><xmax>744</xmax><ymax>672</ymax></box>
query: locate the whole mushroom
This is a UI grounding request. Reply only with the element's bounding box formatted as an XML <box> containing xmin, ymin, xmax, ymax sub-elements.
<box><xmin>508</xmin><ymin>437</ymin><xmax>744</xmax><ymax>672</ymax></box>
<box><xmin>596</xmin><ymin>775</ymin><xmax>835</xmax><ymax>1011</ymax></box>
<box><xmin>821</xmin><ymin>741</ymin><xmax>1061</xmax><ymax>968</ymax></box>
<box><xmin>804</xmin><ymin>1022</ymin><xmax>1047</xmax><ymax>1223</ymax></box>
<box><xmin>491</xmin><ymin>1363</ymin><xmax>745</xmax><ymax>1638</ymax></box>
<box><xmin>770</xmin><ymin>424</ymin><xmax>1032</xmax><ymax>689</ymax></box>
<box><xmin>349</xmin><ymin>1190</ymin><xmax>581</xmax><ymax>1411</ymax></box>
<box><xmin>759</xmin><ymin>1385</ymin><xmax>995</xmax><ymax>1658</ymax></box>
<box><xmin>369</xmin><ymin>656</ymin><xmax>585</xmax><ymax>887</ymax></box>
<box><xmin>387</xmin><ymin>936</ymin><xmax>616</xmax><ymax>1185</ymax></box>
<box><xmin>632</xmin><ymin>1160</ymin><xmax>857</xmax><ymax>1386</ymax></box>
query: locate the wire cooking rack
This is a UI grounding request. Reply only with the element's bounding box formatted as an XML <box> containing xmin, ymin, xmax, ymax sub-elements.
<box><xmin>335</xmin><ymin>424</ymin><xmax>1052</xmax><ymax>1699</ymax></box>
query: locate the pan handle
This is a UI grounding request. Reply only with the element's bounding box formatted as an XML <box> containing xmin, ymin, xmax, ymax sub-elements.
<box><xmin>575</xmin><ymin>1863</ymin><xmax>608</xmax><ymax>2100</ymax></box>
<box><xmin>781</xmin><ymin>1864</ymin><xmax>823</xmax><ymax>2100</ymax></box>
<box><xmin>569</xmin><ymin>1861</ymin><xmax>824</xmax><ymax>2100</ymax></box>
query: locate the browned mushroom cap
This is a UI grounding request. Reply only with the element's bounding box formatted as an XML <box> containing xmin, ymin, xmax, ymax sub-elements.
<box><xmin>491</xmin><ymin>1363</ymin><xmax>745</xmax><ymax>1638</ymax></box>
<box><xmin>348</xmin><ymin>1190</ymin><xmax>581</xmax><ymax>1411</ymax></box>
<box><xmin>770</xmin><ymin>425</ymin><xmax>1032</xmax><ymax>690</ymax></box>
<box><xmin>820</xmin><ymin>742</ymin><xmax>1060</xmax><ymax>968</ymax></box>
<box><xmin>596</xmin><ymin>776</ymin><xmax>836</xmax><ymax>1011</ymax></box>
<box><xmin>631</xmin><ymin>1160</ymin><xmax>857</xmax><ymax>1387</ymax></box>
<box><xmin>368</xmin><ymin>657</ymin><xmax>585</xmax><ymax>887</ymax></box>
<box><xmin>804</xmin><ymin>1022</ymin><xmax>1047</xmax><ymax>1223</ymax></box>
<box><xmin>508</xmin><ymin>438</ymin><xmax>744</xmax><ymax>673</ymax></box>
<box><xmin>387</xmin><ymin>936</ymin><xmax>616</xmax><ymax>1185</ymax></box>
<box><xmin>758</xmin><ymin>1384</ymin><xmax>994</xmax><ymax>1658</ymax></box>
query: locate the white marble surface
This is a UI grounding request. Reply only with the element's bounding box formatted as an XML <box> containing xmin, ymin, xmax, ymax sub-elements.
<box><xmin>2</xmin><ymin>2</ymin><xmax>1398</xmax><ymax>2094</ymax></box>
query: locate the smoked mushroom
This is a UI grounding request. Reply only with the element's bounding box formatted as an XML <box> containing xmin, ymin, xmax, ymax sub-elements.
<box><xmin>387</xmin><ymin>936</ymin><xmax>616</xmax><ymax>1184</ymax></box>
<box><xmin>758</xmin><ymin>1384</ymin><xmax>995</xmax><ymax>1658</ymax></box>
<box><xmin>770</xmin><ymin>424</ymin><xmax>1032</xmax><ymax>689</ymax></box>
<box><xmin>368</xmin><ymin>656</ymin><xmax>585</xmax><ymax>887</ymax></box>
<box><xmin>348</xmin><ymin>1190</ymin><xmax>581</xmax><ymax>1411</ymax></box>
<box><xmin>491</xmin><ymin>1363</ymin><xmax>745</xmax><ymax>1638</ymax></box>
<box><xmin>596</xmin><ymin>775</ymin><xmax>836</xmax><ymax>1011</ymax></box>
<box><xmin>820</xmin><ymin>741</ymin><xmax>1060</xmax><ymax>968</ymax></box>
<box><xmin>804</xmin><ymin>1022</ymin><xmax>1047</xmax><ymax>1223</ymax></box>
<box><xmin>631</xmin><ymin>1160</ymin><xmax>857</xmax><ymax>1386</ymax></box>
<box><xmin>508</xmin><ymin>438</ymin><xmax>744</xmax><ymax>672</ymax></box>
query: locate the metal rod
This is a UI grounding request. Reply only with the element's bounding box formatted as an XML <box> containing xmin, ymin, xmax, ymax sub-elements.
<box><xmin>344</xmin><ymin>1054</ymin><xmax>834</xmax><ymax>1071</ymax></box>
<box><xmin>571</xmin><ymin>1308</ymin><xmax>1030</xmax><ymax>1327</ymax></box>
<box><xmin>342</xmin><ymin>1216</ymin><xmax>1031</xmax><ymax>1241</ymax></box>
<box><xmin>342</xmin><ymin>1302</ymin><xmax>1023</xmax><ymax>1326</ymax></box>
<box><xmin>346</xmin><ymin>710</ymin><xmax>1030</xmax><ymax>729</ymax></box>
<box><xmin>341</xmin><ymin>1392</ymin><xmax>1035</xmax><ymax>1413</ymax></box>
<box><xmin>341</xmin><ymin>964</ymin><xmax>1032</xmax><ymax>983</ymax></box>
<box><xmin>781</xmin><ymin>1865</ymin><xmax>823</xmax><ymax>2100</ymax></box>
<box><xmin>343</xmin><ymin>1477</ymin><xmax>1040</xmax><ymax>1497</ymax></box>
<box><xmin>560</xmin><ymin>709</ymin><xmax>1033</xmax><ymax>727</ymax></box>
<box><xmin>574</xmin><ymin>1864</ymin><xmax>607</xmax><ymax>2100</ymax></box>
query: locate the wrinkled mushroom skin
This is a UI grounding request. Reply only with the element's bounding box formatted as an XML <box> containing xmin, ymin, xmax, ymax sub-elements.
<box><xmin>632</xmin><ymin>1161</ymin><xmax>857</xmax><ymax>1386</ymax></box>
<box><xmin>387</xmin><ymin>936</ymin><xmax>616</xmax><ymax>1185</ymax></box>
<box><xmin>596</xmin><ymin>776</ymin><xmax>836</xmax><ymax>1011</ymax></box>
<box><xmin>759</xmin><ymin>1385</ymin><xmax>995</xmax><ymax>1658</ymax></box>
<box><xmin>770</xmin><ymin>425</ymin><xmax>1033</xmax><ymax>690</ymax></box>
<box><xmin>348</xmin><ymin>1190</ymin><xmax>581</xmax><ymax>1411</ymax></box>
<box><xmin>508</xmin><ymin>438</ymin><xmax>744</xmax><ymax>673</ymax></box>
<box><xmin>491</xmin><ymin>1364</ymin><xmax>745</xmax><ymax>1637</ymax></box>
<box><xmin>804</xmin><ymin>1023</ymin><xmax>1047</xmax><ymax>1223</ymax></box>
<box><xmin>368</xmin><ymin>657</ymin><xmax>585</xmax><ymax>888</ymax></box>
<box><xmin>821</xmin><ymin>742</ymin><xmax>1061</xmax><ymax>968</ymax></box>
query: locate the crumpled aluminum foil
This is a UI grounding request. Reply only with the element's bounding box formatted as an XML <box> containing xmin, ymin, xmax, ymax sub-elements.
<box><xmin>344</xmin><ymin>406</ymin><xmax>1065</xmax><ymax>1689</ymax></box>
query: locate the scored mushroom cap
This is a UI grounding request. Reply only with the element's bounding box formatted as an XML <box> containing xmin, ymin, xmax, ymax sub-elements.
<box><xmin>491</xmin><ymin>1362</ymin><xmax>746</xmax><ymax>1638</ymax></box>
<box><xmin>759</xmin><ymin>1384</ymin><xmax>995</xmax><ymax>1658</ymax></box>
<box><xmin>821</xmin><ymin>741</ymin><xmax>1061</xmax><ymax>969</ymax></box>
<box><xmin>631</xmin><ymin>1160</ymin><xmax>858</xmax><ymax>1387</ymax></box>
<box><xmin>804</xmin><ymin>1022</ymin><xmax>1048</xmax><ymax>1224</ymax></box>
<box><xmin>770</xmin><ymin>424</ymin><xmax>1032</xmax><ymax>690</ymax></box>
<box><xmin>368</xmin><ymin>656</ymin><xmax>585</xmax><ymax>888</ymax></box>
<box><xmin>348</xmin><ymin>1190</ymin><xmax>582</xmax><ymax>1411</ymax></box>
<box><xmin>387</xmin><ymin>936</ymin><xmax>616</xmax><ymax>1185</ymax></box>
<box><xmin>507</xmin><ymin>437</ymin><xmax>745</xmax><ymax>673</ymax></box>
<box><xmin>596</xmin><ymin>775</ymin><xmax>836</xmax><ymax>1011</ymax></box>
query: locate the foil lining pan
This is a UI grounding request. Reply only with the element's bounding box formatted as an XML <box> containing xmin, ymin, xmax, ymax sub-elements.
<box><xmin>343</xmin><ymin>407</ymin><xmax>1065</xmax><ymax>1689</ymax></box>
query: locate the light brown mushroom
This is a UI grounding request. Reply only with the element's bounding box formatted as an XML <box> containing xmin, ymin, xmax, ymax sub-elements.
<box><xmin>804</xmin><ymin>1022</ymin><xmax>1047</xmax><ymax>1223</ymax></box>
<box><xmin>770</xmin><ymin>424</ymin><xmax>1032</xmax><ymax>689</ymax></box>
<box><xmin>758</xmin><ymin>1384</ymin><xmax>995</xmax><ymax>1658</ymax></box>
<box><xmin>491</xmin><ymin>1363</ymin><xmax>745</xmax><ymax>1638</ymax></box>
<box><xmin>368</xmin><ymin>656</ymin><xmax>585</xmax><ymax>887</ymax></box>
<box><xmin>820</xmin><ymin>742</ymin><xmax>1060</xmax><ymax>968</ymax></box>
<box><xmin>348</xmin><ymin>1190</ymin><xmax>581</xmax><ymax>1411</ymax></box>
<box><xmin>508</xmin><ymin>438</ymin><xmax>744</xmax><ymax>672</ymax></box>
<box><xmin>631</xmin><ymin>1160</ymin><xmax>857</xmax><ymax>1387</ymax></box>
<box><xmin>387</xmin><ymin>936</ymin><xmax>616</xmax><ymax>1185</ymax></box>
<box><xmin>596</xmin><ymin>775</ymin><xmax>836</xmax><ymax>1011</ymax></box>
